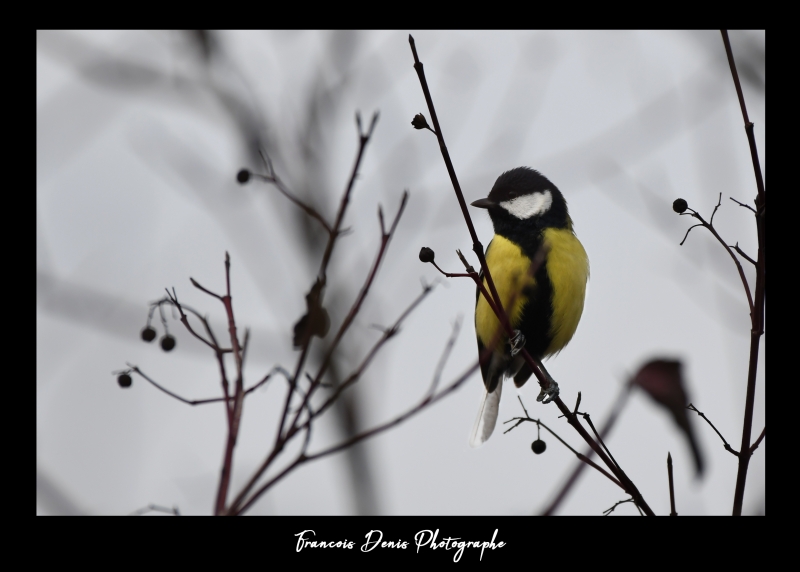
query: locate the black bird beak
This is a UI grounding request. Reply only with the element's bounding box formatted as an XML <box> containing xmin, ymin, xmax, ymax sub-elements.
<box><xmin>470</xmin><ymin>198</ymin><xmax>495</xmax><ymax>209</ymax></box>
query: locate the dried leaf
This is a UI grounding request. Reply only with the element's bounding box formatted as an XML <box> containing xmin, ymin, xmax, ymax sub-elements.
<box><xmin>631</xmin><ymin>359</ymin><xmax>704</xmax><ymax>476</ymax></box>
<box><xmin>292</xmin><ymin>279</ymin><xmax>330</xmax><ymax>349</ymax></box>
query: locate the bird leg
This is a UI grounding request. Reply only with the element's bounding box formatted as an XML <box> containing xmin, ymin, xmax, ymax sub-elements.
<box><xmin>508</xmin><ymin>330</ymin><xmax>526</xmax><ymax>356</ymax></box>
<box><xmin>536</xmin><ymin>374</ymin><xmax>560</xmax><ymax>404</ymax></box>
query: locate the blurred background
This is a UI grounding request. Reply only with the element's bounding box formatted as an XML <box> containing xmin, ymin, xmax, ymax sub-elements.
<box><xmin>37</xmin><ymin>30</ymin><xmax>765</xmax><ymax>515</ymax></box>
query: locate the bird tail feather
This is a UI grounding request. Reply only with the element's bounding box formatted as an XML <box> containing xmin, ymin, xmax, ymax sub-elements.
<box><xmin>469</xmin><ymin>380</ymin><xmax>503</xmax><ymax>448</ymax></box>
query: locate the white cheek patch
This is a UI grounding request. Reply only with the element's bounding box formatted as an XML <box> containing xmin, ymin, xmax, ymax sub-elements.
<box><xmin>499</xmin><ymin>190</ymin><xmax>553</xmax><ymax>219</ymax></box>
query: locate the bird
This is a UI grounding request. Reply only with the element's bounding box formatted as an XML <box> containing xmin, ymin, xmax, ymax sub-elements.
<box><xmin>469</xmin><ymin>167</ymin><xmax>589</xmax><ymax>447</ymax></box>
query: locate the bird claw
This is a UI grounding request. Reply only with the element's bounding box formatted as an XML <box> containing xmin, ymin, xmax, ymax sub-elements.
<box><xmin>536</xmin><ymin>379</ymin><xmax>560</xmax><ymax>404</ymax></box>
<box><xmin>509</xmin><ymin>330</ymin><xmax>526</xmax><ymax>356</ymax></box>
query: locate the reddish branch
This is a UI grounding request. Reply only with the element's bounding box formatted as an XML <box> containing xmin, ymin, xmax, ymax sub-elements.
<box><xmin>128</xmin><ymin>104</ymin><xmax>486</xmax><ymax>515</ymax></box>
<box><xmin>227</xmin><ymin>194</ymin><xmax>412</xmax><ymax>514</ymax></box>
<box><xmin>126</xmin><ymin>364</ymin><xmax>278</xmax><ymax>406</ymax></box>
<box><xmin>504</xmin><ymin>397</ymin><xmax>623</xmax><ymax>490</ymax></box>
<box><xmin>408</xmin><ymin>35</ymin><xmax>655</xmax><ymax>515</ymax></box>
<box><xmin>720</xmin><ymin>30</ymin><xmax>766</xmax><ymax>516</ymax></box>
<box><xmin>679</xmin><ymin>194</ymin><xmax>754</xmax><ymax>314</ymax></box>
<box><xmin>541</xmin><ymin>382</ymin><xmax>631</xmax><ymax>515</ymax></box>
<box><xmin>234</xmin><ymin>351</ymin><xmax>479</xmax><ymax>516</ymax></box>
<box><xmin>276</xmin><ymin>113</ymin><xmax>379</xmax><ymax>450</ymax></box>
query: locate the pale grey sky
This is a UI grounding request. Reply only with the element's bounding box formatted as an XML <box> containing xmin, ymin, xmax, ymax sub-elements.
<box><xmin>37</xmin><ymin>30</ymin><xmax>764</xmax><ymax>515</ymax></box>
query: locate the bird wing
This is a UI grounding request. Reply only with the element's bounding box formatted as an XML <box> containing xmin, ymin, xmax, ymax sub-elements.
<box><xmin>469</xmin><ymin>379</ymin><xmax>502</xmax><ymax>448</ymax></box>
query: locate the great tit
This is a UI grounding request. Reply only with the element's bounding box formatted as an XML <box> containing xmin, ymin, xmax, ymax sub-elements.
<box><xmin>469</xmin><ymin>167</ymin><xmax>589</xmax><ymax>447</ymax></box>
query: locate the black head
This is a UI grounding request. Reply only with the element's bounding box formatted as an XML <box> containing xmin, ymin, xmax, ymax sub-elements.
<box><xmin>471</xmin><ymin>167</ymin><xmax>570</xmax><ymax>237</ymax></box>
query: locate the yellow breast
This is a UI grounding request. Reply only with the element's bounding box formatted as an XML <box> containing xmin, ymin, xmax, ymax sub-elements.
<box><xmin>542</xmin><ymin>227</ymin><xmax>589</xmax><ymax>356</ymax></box>
<box><xmin>474</xmin><ymin>230</ymin><xmax>589</xmax><ymax>356</ymax></box>
<box><xmin>475</xmin><ymin>236</ymin><xmax>536</xmax><ymax>350</ymax></box>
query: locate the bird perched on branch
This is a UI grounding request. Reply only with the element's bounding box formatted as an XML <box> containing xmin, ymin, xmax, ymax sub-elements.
<box><xmin>470</xmin><ymin>167</ymin><xmax>589</xmax><ymax>447</ymax></box>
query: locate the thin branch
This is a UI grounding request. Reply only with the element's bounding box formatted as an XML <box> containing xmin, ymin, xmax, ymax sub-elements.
<box><xmin>276</xmin><ymin>112</ymin><xmax>380</xmax><ymax>449</ymax></box>
<box><xmin>573</xmin><ymin>392</ymin><xmax>582</xmax><ymax>415</ymax></box>
<box><xmin>667</xmin><ymin>452</ymin><xmax>677</xmax><ymax>516</ymax></box>
<box><xmin>240</xmin><ymin>328</ymin><xmax>251</xmax><ymax>367</ymax></box>
<box><xmin>570</xmin><ymin>407</ymin><xmax>641</xmax><ymax>513</ymax></box>
<box><xmin>232</xmin><ymin>358</ymin><xmax>481</xmax><ymax>515</ymax></box>
<box><xmin>731</xmin><ymin>242</ymin><xmax>757</xmax><ymax>266</ymax></box>
<box><xmin>125</xmin><ymin>364</ymin><xmax>277</xmax><ymax>405</ymax></box>
<box><xmin>504</xmin><ymin>397</ymin><xmax>623</xmax><ymax>490</ymax></box>
<box><xmin>255</xmin><ymin>149</ymin><xmax>333</xmax><ymax>234</ymax></box>
<box><xmin>427</xmin><ymin>316</ymin><xmax>463</xmax><ymax>396</ymax></box>
<box><xmin>679</xmin><ymin>223</ymin><xmax>704</xmax><ymax>246</ymax></box>
<box><xmin>573</xmin><ymin>412</ymin><xmax>615</xmax><ymax>467</ymax></box>
<box><xmin>230</xmin><ymin>119</ymin><xmax>386</xmax><ymax>515</ymax></box>
<box><xmin>603</xmin><ymin>498</ymin><xmax>635</xmax><ymax>516</ymax></box>
<box><xmin>304</xmin><ymin>282</ymin><xmax>435</xmax><ymax>425</ymax></box>
<box><xmin>730</xmin><ymin>196</ymin><xmax>757</xmax><ymax>214</ymax></box>
<box><xmin>749</xmin><ymin>427</ymin><xmax>765</xmax><ymax>455</ymax></box>
<box><xmin>189</xmin><ymin>277</ymin><xmax>223</xmax><ymax>301</ymax></box>
<box><xmin>687</xmin><ymin>403</ymin><xmax>739</xmax><ymax>457</ymax></box>
<box><xmin>718</xmin><ymin>33</ymin><xmax>766</xmax><ymax>516</ymax></box>
<box><xmin>679</xmin><ymin>200</ymin><xmax>754</xmax><ymax>314</ymax></box>
<box><xmin>215</xmin><ymin>253</ymin><xmax>246</xmax><ymax>516</ymax></box>
<box><xmin>409</xmin><ymin>36</ymin><xmax>654</xmax><ymax>515</ymax></box>
<box><xmin>709</xmin><ymin>192</ymin><xmax>723</xmax><ymax>227</ymax></box>
<box><xmin>129</xmin><ymin>504</ymin><xmax>180</xmax><ymax>516</ymax></box>
<box><xmin>720</xmin><ymin>30</ymin><xmax>765</xmax><ymax>201</ymax></box>
<box><xmin>163</xmin><ymin>290</ymin><xmax>232</xmax><ymax>354</ymax></box>
<box><xmin>310</xmin><ymin>192</ymin><xmax>408</xmax><ymax>393</ymax></box>
<box><xmin>429</xmin><ymin>260</ymin><xmax>474</xmax><ymax>279</ymax></box>
<box><xmin>541</xmin><ymin>382</ymin><xmax>631</xmax><ymax>516</ymax></box>
<box><xmin>292</xmin><ymin>193</ymin><xmax>409</xmax><ymax>429</ymax></box>
<box><xmin>408</xmin><ymin>35</ymin><xmax>509</xmax><ymax>338</ymax></box>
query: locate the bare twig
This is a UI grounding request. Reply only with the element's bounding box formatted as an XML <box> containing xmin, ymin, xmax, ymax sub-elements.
<box><xmin>276</xmin><ymin>112</ymin><xmax>380</xmax><ymax>450</ymax></box>
<box><xmin>720</xmin><ymin>31</ymin><xmax>765</xmax><ymax>201</ymax></box>
<box><xmin>307</xmin><ymin>280</ymin><xmax>434</xmax><ymax>424</ymax></box>
<box><xmin>541</xmin><ymin>382</ymin><xmax>631</xmax><ymax>516</ymax></box>
<box><xmin>126</xmin><ymin>364</ymin><xmax>276</xmax><ymax>406</ymax></box>
<box><xmin>281</xmin><ymin>193</ymin><xmax>409</xmax><ymax>445</ymax></box>
<box><xmin>603</xmin><ymin>498</ymin><xmax>635</xmax><ymax>516</ymax></box>
<box><xmin>427</xmin><ymin>316</ymin><xmax>463</xmax><ymax>396</ymax></box>
<box><xmin>504</xmin><ymin>397</ymin><xmax>623</xmax><ymax>490</ymax></box>
<box><xmin>188</xmin><ymin>277</ymin><xmax>223</xmax><ymax>301</ymax></box>
<box><xmin>215</xmin><ymin>253</ymin><xmax>246</xmax><ymax>516</ymax></box>
<box><xmin>163</xmin><ymin>290</ymin><xmax>231</xmax><ymax>354</ymax></box>
<box><xmin>722</xmin><ymin>31</ymin><xmax>766</xmax><ymax>516</ymax></box>
<box><xmin>679</xmin><ymin>196</ymin><xmax>754</xmax><ymax>314</ymax></box>
<box><xmin>129</xmin><ymin>504</ymin><xmax>180</xmax><ymax>516</ymax></box>
<box><xmin>749</xmin><ymin>427</ymin><xmax>765</xmax><ymax>455</ymax></box>
<box><xmin>409</xmin><ymin>35</ymin><xmax>654</xmax><ymax>515</ymax></box>
<box><xmin>576</xmin><ymin>412</ymin><xmax>622</xmax><ymax>473</ymax></box>
<box><xmin>667</xmin><ymin>452</ymin><xmax>677</xmax><ymax>516</ymax></box>
<box><xmin>306</xmin><ymin>193</ymin><xmax>409</xmax><ymax>404</ymax></box>
<box><xmin>233</xmin><ymin>349</ymin><xmax>480</xmax><ymax>515</ymax></box>
<box><xmin>730</xmin><ymin>196</ymin><xmax>757</xmax><ymax>214</ymax></box>
<box><xmin>731</xmin><ymin>242</ymin><xmax>757</xmax><ymax>266</ymax></box>
<box><xmin>255</xmin><ymin>149</ymin><xmax>334</xmax><ymax>234</ymax></box>
<box><xmin>687</xmin><ymin>403</ymin><xmax>739</xmax><ymax>457</ymax></box>
<box><xmin>225</xmin><ymin>190</ymin><xmax>412</xmax><ymax>513</ymax></box>
<box><xmin>679</xmin><ymin>223</ymin><xmax>704</xmax><ymax>246</ymax></box>
<box><xmin>228</xmin><ymin>280</ymin><xmax>434</xmax><ymax>515</ymax></box>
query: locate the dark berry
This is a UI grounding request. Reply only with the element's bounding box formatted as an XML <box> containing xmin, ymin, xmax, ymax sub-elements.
<box><xmin>411</xmin><ymin>113</ymin><xmax>430</xmax><ymax>130</ymax></box>
<box><xmin>237</xmin><ymin>169</ymin><xmax>251</xmax><ymax>184</ymax></box>
<box><xmin>118</xmin><ymin>373</ymin><xmax>132</xmax><ymax>388</ymax></box>
<box><xmin>531</xmin><ymin>439</ymin><xmax>547</xmax><ymax>454</ymax></box>
<box><xmin>419</xmin><ymin>247</ymin><xmax>435</xmax><ymax>263</ymax></box>
<box><xmin>672</xmin><ymin>198</ymin><xmax>688</xmax><ymax>214</ymax></box>
<box><xmin>160</xmin><ymin>335</ymin><xmax>176</xmax><ymax>352</ymax></box>
<box><xmin>141</xmin><ymin>326</ymin><xmax>156</xmax><ymax>342</ymax></box>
